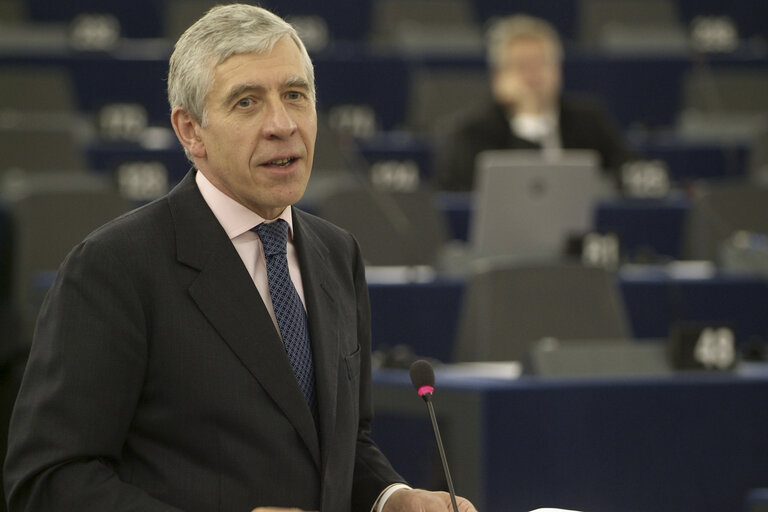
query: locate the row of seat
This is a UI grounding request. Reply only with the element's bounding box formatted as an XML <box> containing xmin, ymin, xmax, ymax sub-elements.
<box><xmin>1</xmin><ymin>1</ymin><xmax>767</xmax><ymax>339</ymax></box>
<box><xmin>3</xmin><ymin>0</ymin><xmax>768</xmax><ymax>192</ymax></box>
<box><xmin>2</xmin><ymin>48</ymin><xmax>767</xmax><ymax>132</ymax></box>
<box><xmin>0</xmin><ymin>60</ymin><xmax>764</xmax><ymax>198</ymax></box>
<box><xmin>5</xmin><ymin>0</ymin><xmax>766</xmax><ymax>46</ymax></box>
<box><xmin>311</xmin><ymin>179</ymin><xmax>768</xmax><ymax>268</ymax></box>
<box><xmin>368</xmin><ymin>263</ymin><xmax>768</xmax><ymax>366</ymax></box>
<box><xmin>63</xmin><ymin>128</ymin><xmax>756</xmax><ymax>197</ymax></box>
<box><xmin>3</xmin><ymin>178</ymin><xmax>766</xmax><ymax>363</ymax></box>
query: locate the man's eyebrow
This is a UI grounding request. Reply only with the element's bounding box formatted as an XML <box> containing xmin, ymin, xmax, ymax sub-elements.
<box><xmin>222</xmin><ymin>83</ymin><xmax>264</xmax><ymax>107</ymax></box>
<box><xmin>222</xmin><ymin>77</ymin><xmax>311</xmax><ymax>107</ymax></box>
<box><xmin>284</xmin><ymin>76</ymin><xmax>311</xmax><ymax>91</ymax></box>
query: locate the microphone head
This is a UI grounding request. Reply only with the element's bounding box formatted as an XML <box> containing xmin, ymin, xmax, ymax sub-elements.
<box><xmin>409</xmin><ymin>359</ymin><xmax>435</xmax><ymax>397</ymax></box>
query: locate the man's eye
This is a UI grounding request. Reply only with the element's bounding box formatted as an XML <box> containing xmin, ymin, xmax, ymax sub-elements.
<box><xmin>237</xmin><ymin>98</ymin><xmax>253</xmax><ymax>108</ymax></box>
<box><xmin>285</xmin><ymin>91</ymin><xmax>303</xmax><ymax>100</ymax></box>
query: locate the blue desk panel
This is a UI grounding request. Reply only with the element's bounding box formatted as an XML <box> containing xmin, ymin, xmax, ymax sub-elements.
<box><xmin>619</xmin><ymin>267</ymin><xmax>768</xmax><ymax>340</ymax></box>
<box><xmin>372</xmin><ymin>369</ymin><xmax>768</xmax><ymax>512</ymax></box>
<box><xmin>639</xmin><ymin>139</ymin><xmax>750</xmax><ymax>182</ymax></box>
<box><xmin>593</xmin><ymin>198</ymin><xmax>690</xmax><ymax>260</ymax></box>
<box><xmin>368</xmin><ymin>279</ymin><xmax>465</xmax><ymax>363</ymax></box>
<box><xmin>368</xmin><ymin>270</ymin><xmax>768</xmax><ymax>362</ymax></box>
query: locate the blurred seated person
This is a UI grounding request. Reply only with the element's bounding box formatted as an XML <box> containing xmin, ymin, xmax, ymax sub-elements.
<box><xmin>433</xmin><ymin>14</ymin><xmax>634</xmax><ymax>191</ymax></box>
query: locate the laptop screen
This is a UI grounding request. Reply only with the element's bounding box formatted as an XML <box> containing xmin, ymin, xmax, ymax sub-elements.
<box><xmin>468</xmin><ymin>149</ymin><xmax>610</xmax><ymax>261</ymax></box>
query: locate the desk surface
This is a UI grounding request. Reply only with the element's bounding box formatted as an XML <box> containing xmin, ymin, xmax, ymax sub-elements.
<box><xmin>372</xmin><ymin>367</ymin><xmax>768</xmax><ymax>512</ymax></box>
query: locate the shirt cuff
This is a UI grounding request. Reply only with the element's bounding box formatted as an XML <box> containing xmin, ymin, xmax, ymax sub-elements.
<box><xmin>372</xmin><ymin>483</ymin><xmax>412</xmax><ymax>512</ymax></box>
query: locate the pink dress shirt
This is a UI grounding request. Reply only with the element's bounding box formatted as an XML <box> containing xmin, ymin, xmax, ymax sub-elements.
<box><xmin>195</xmin><ymin>171</ymin><xmax>306</xmax><ymax>335</ymax></box>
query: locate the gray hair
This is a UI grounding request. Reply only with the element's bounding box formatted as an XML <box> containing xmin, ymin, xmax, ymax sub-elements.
<box><xmin>486</xmin><ymin>14</ymin><xmax>563</xmax><ymax>69</ymax></box>
<box><xmin>168</xmin><ymin>3</ymin><xmax>315</xmax><ymax>126</ymax></box>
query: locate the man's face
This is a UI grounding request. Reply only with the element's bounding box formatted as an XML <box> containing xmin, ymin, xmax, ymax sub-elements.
<box><xmin>191</xmin><ymin>37</ymin><xmax>316</xmax><ymax>219</ymax></box>
<box><xmin>492</xmin><ymin>37</ymin><xmax>562</xmax><ymax>112</ymax></box>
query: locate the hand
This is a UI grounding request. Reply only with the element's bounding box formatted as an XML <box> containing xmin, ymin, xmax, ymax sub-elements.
<box><xmin>251</xmin><ymin>508</ymin><xmax>317</xmax><ymax>512</ymax></box>
<box><xmin>382</xmin><ymin>488</ymin><xmax>478</xmax><ymax>512</ymax></box>
<box><xmin>493</xmin><ymin>72</ymin><xmax>540</xmax><ymax>115</ymax></box>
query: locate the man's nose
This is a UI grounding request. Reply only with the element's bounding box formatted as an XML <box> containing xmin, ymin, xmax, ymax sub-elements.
<box><xmin>262</xmin><ymin>99</ymin><xmax>297</xmax><ymax>139</ymax></box>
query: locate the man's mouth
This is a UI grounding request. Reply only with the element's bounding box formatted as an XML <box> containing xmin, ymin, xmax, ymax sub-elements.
<box><xmin>264</xmin><ymin>157</ymin><xmax>297</xmax><ymax>168</ymax></box>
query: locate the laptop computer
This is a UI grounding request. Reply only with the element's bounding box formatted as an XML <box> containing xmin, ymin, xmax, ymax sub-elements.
<box><xmin>468</xmin><ymin>149</ymin><xmax>609</xmax><ymax>261</ymax></box>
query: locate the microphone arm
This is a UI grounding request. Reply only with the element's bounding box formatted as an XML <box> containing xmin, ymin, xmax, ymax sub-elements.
<box><xmin>421</xmin><ymin>392</ymin><xmax>460</xmax><ymax>512</ymax></box>
<box><xmin>410</xmin><ymin>359</ymin><xmax>460</xmax><ymax>512</ymax></box>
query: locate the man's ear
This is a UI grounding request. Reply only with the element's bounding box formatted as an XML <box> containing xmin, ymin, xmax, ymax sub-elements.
<box><xmin>171</xmin><ymin>107</ymin><xmax>206</xmax><ymax>159</ymax></box>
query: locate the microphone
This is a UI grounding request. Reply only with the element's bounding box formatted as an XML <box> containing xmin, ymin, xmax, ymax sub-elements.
<box><xmin>409</xmin><ymin>360</ymin><xmax>460</xmax><ymax>512</ymax></box>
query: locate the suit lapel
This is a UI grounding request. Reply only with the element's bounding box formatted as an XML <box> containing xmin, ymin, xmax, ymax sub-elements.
<box><xmin>292</xmin><ymin>209</ymin><xmax>340</xmax><ymax>470</ymax></box>
<box><xmin>168</xmin><ymin>173</ymin><xmax>321</xmax><ymax>468</ymax></box>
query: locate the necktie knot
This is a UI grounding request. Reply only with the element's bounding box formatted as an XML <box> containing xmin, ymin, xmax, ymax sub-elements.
<box><xmin>253</xmin><ymin>219</ymin><xmax>289</xmax><ymax>257</ymax></box>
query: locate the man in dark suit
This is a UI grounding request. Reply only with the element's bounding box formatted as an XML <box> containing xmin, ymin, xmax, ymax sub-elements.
<box><xmin>3</xmin><ymin>5</ymin><xmax>476</xmax><ymax>512</ymax></box>
<box><xmin>433</xmin><ymin>14</ymin><xmax>634</xmax><ymax>191</ymax></box>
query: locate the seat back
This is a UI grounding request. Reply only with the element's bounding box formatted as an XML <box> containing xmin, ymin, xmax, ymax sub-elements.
<box><xmin>454</xmin><ymin>261</ymin><xmax>630</xmax><ymax>362</ymax></box>
<box><xmin>315</xmin><ymin>187</ymin><xmax>449</xmax><ymax>267</ymax></box>
<box><xmin>0</xmin><ymin>126</ymin><xmax>87</xmax><ymax>173</ymax></box>
<box><xmin>681</xmin><ymin>68</ymin><xmax>768</xmax><ymax>114</ymax></box>
<box><xmin>0</xmin><ymin>66</ymin><xmax>76</xmax><ymax>114</ymax></box>
<box><xmin>406</xmin><ymin>67</ymin><xmax>490</xmax><ymax>135</ymax></box>
<box><xmin>5</xmin><ymin>172</ymin><xmax>134</xmax><ymax>342</ymax></box>
<box><xmin>369</xmin><ymin>0</ymin><xmax>483</xmax><ymax>54</ymax></box>
<box><xmin>682</xmin><ymin>182</ymin><xmax>768</xmax><ymax>262</ymax></box>
<box><xmin>579</xmin><ymin>0</ymin><xmax>687</xmax><ymax>53</ymax></box>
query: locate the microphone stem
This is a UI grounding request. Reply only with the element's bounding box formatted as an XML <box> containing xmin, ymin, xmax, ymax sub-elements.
<box><xmin>425</xmin><ymin>396</ymin><xmax>460</xmax><ymax>512</ymax></box>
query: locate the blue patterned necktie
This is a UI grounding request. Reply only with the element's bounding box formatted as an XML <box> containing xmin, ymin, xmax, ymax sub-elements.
<box><xmin>253</xmin><ymin>219</ymin><xmax>316</xmax><ymax>413</ymax></box>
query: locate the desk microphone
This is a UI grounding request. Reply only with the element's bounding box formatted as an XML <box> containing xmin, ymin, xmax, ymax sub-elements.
<box><xmin>409</xmin><ymin>359</ymin><xmax>460</xmax><ymax>512</ymax></box>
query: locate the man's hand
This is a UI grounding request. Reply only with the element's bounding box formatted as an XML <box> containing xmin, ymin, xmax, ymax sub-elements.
<box><xmin>493</xmin><ymin>72</ymin><xmax>540</xmax><ymax>115</ymax></box>
<box><xmin>382</xmin><ymin>488</ymin><xmax>478</xmax><ymax>512</ymax></box>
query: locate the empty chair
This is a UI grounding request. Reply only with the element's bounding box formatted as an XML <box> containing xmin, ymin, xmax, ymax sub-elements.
<box><xmin>163</xmin><ymin>0</ymin><xmax>220</xmax><ymax>41</ymax></box>
<box><xmin>676</xmin><ymin>68</ymin><xmax>768</xmax><ymax>142</ymax></box>
<box><xmin>676</xmin><ymin>110</ymin><xmax>768</xmax><ymax>144</ymax></box>
<box><xmin>0</xmin><ymin>21</ymin><xmax>69</xmax><ymax>52</ymax></box>
<box><xmin>579</xmin><ymin>0</ymin><xmax>688</xmax><ymax>53</ymax></box>
<box><xmin>368</xmin><ymin>0</ymin><xmax>483</xmax><ymax>54</ymax></box>
<box><xmin>681</xmin><ymin>68</ymin><xmax>768</xmax><ymax>114</ymax></box>
<box><xmin>300</xmin><ymin>113</ymin><xmax>362</xmax><ymax>204</ymax></box>
<box><xmin>454</xmin><ymin>261</ymin><xmax>630</xmax><ymax>362</ymax></box>
<box><xmin>0</xmin><ymin>0</ymin><xmax>25</xmax><ymax>24</ymax></box>
<box><xmin>165</xmin><ymin>0</ymin><xmax>333</xmax><ymax>48</ymax></box>
<box><xmin>0</xmin><ymin>66</ymin><xmax>76</xmax><ymax>114</ymax></box>
<box><xmin>682</xmin><ymin>181</ymin><xmax>768</xmax><ymax>262</ymax></box>
<box><xmin>0</xmin><ymin>126</ymin><xmax>87</xmax><ymax>174</ymax></box>
<box><xmin>406</xmin><ymin>67</ymin><xmax>490</xmax><ymax>135</ymax></box>
<box><xmin>315</xmin><ymin>186</ymin><xmax>449</xmax><ymax>267</ymax></box>
<box><xmin>312</xmin><ymin>112</ymin><xmax>365</xmax><ymax>176</ymax></box>
<box><xmin>4</xmin><ymin>172</ymin><xmax>134</xmax><ymax>343</ymax></box>
<box><xmin>0</xmin><ymin>66</ymin><xmax>88</xmax><ymax>175</ymax></box>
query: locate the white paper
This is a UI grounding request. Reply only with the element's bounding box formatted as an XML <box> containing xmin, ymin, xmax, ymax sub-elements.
<box><xmin>528</xmin><ymin>509</ymin><xmax>583</xmax><ymax>512</ymax></box>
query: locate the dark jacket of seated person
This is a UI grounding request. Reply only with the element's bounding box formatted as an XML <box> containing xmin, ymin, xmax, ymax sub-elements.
<box><xmin>432</xmin><ymin>94</ymin><xmax>635</xmax><ymax>192</ymax></box>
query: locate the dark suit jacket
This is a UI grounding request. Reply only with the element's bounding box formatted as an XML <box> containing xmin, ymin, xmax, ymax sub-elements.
<box><xmin>4</xmin><ymin>171</ymin><xmax>404</xmax><ymax>512</ymax></box>
<box><xmin>433</xmin><ymin>95</ymin><xmax>635</xmax><ymax>191</ymax></box>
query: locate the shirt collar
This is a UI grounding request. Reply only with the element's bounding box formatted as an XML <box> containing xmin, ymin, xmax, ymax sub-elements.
<box><xmin>195</xmin><ymin>170</ymin><xmax>295</xmax><ymax>240</ymax></box>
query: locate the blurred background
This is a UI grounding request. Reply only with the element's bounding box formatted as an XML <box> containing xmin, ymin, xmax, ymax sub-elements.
<box><xmin>1</xmin><ymin>1</ymin><xmax>768</xmax><ymax>511</ymax></box>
